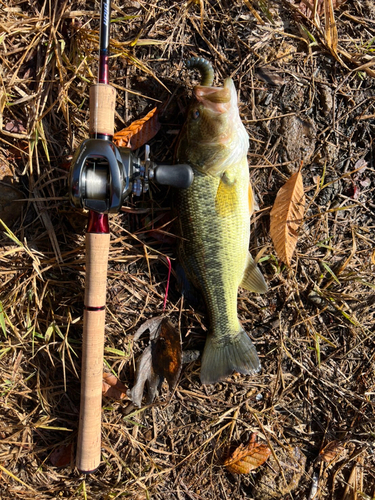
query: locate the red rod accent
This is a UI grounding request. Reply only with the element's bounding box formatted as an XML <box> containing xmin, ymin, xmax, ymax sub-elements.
<box><xmin>84</xmin><ymin>305</ymin><xmax>106</xmax><ymax>311</ymax></box>
<box><xmin>87</xmin><ymin>211</ymin><xmax>109</xmax><ymax>234</ymax></box>
<box><xmin>98</xmin><ymin>53</ymin><xmax>109</xmax><ymax>85</ymax></box>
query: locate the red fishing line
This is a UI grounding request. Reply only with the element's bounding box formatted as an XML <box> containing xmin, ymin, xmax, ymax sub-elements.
<box><xmin>163</xmin><ymin>256</ymin><xmax>171</xmax><ymax>312</ymax></box>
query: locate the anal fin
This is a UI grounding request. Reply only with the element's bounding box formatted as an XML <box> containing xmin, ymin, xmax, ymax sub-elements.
<box><xmin>240</xmin><ymin>252</ymin><xmax>268</xmax><ymax>293</ymax></box>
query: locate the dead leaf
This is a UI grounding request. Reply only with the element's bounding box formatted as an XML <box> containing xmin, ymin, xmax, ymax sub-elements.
<box><xmin>113</xmin><ymin>107</ymin><xmax>160</xmax><ymax>150</ymax></box>
<box><xmin>152</xmin><ymin>318</ymin><xmax>182</xmax><ymax>388</ymax></box>
<box><xmin>319</xmin><ymin>440</ymin><xmax>346</xmax><ymax>463</ymax></box>
<box><xmin>256</xmin><ymin>66</ymin><xmax>285</xmax><ymax>86</ymax></box>
<box><xmin>129</xmin><ymin>317</ymin><xmax>182</xmax><ymax>407</ymax></box>
<box><xmin>102</xmin><ymin>372</ymin><xmax>128</xmax><ymax>400</ymax></box>
<box><xmin>50</xmin><ymin>443</ymin><xmax>72</xmax><ymax>467</ymax></box>
<box><xmin>270</xmin><ymin>167</ymin><xmax>306</xmax><ymax>266</ymax></box>
<box><xmin>224</xmin><ymin>433</ymin><xmax>271</xmax><ymax>474</ymax></box>
<box><xmin>129</xmin><ymin>344</ymin><xmax>156</xmax><ymax>407</ymax></box>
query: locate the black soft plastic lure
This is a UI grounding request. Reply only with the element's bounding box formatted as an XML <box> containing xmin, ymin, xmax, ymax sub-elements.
<box><xmin>186</xmin><ymin>57</ymin><xmax>214</xmax><ymax>87</ymax></box>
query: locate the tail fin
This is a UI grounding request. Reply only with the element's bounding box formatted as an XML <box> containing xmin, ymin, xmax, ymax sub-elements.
<box><xmin>200</xmin><ymin>329</ymin><xmax>261</xmax><ymax>384</ymax></box>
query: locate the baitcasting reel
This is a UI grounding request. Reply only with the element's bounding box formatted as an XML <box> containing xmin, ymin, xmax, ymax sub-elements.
<box><xmin>69</xmin><ymin>139</ymin><xmax>193</xmax><ymax>213</ymax></box>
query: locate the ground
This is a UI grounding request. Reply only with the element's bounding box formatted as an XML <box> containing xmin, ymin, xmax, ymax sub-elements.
<box><xmin>0</xmin><ymin>0</ymin><xmax>375</xmax><ymax>499</ymax></box>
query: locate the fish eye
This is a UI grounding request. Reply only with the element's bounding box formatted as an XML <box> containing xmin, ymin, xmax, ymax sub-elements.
<box><xmin>192</xmin><ymin>109</ymin><xmax>200</xmax><ymax>120</ymax></box>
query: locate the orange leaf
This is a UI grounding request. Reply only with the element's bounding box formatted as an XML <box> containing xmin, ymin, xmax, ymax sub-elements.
<box><xmin>224</xmin><ymin>434</ymin><xmax>271</xmax><ymax>474</ymax></box>
<box><xmin>113</xmin><ymin>107</ymin><xmax>160</xmax><ymax>150</ymax></box>
<box><xmin>270</xmin><ymin>167</ymin><xmax>305</xmax><ymax>266</ymax></box>
<box><xmin>102</xmin><ymin>372</ymin><xmax>128</xmax><ymax>400</ymax></box>
<box><xmin>152</xmin><ymin>317</ymin><xmax>182</xmax><ymax>389</ymax></box>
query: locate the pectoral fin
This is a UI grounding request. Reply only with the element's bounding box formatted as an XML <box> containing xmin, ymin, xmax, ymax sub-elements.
<box><xmin>215</xmin><ymin>173</ymin><xmax>238</xmax><ymax>217</ymax></box>
<box><xmin>240</xmin><ymin>253</ymin><xmax>268</xmax><ymax>293</ymax></box>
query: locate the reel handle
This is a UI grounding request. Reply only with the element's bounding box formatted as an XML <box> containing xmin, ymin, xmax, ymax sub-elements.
<box><xmin>153</xmin><ymin>163</ymin><xmax>194</xmax><ymax>189</ymax></box>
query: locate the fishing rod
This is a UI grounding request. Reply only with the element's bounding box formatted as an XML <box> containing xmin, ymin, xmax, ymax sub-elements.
<box><xmin>73</xmin><ymin>0</ymin><xmax>113</xmax><ymax>474</ymax></box>
<box><xmin>69</xmin><ymin>0</ymin><xmax>193</xmax><ymax>474</ymax></box>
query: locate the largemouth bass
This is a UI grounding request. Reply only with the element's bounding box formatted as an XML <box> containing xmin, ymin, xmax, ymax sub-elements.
<box><xmin>175</xmin><ymin>60</ymin><xmax>267</xmax><ymax>384</ymax></box>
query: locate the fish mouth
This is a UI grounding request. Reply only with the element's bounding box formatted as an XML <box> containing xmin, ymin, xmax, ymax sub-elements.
<box><xmin>193</xmin><ymin>78</ymin><xmax>235</xmax><ymax>113</ymax></box>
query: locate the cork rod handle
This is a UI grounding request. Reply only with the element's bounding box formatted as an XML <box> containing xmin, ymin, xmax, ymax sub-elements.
<box><xmin>76</xmin><ymin>232</ymin><xmax>110</xmax><ymax>473</ymax></box>
<box><xmin>89</xmin><ymin>84</ymin><xmax>116</xmax><ymax>137</ymax></box>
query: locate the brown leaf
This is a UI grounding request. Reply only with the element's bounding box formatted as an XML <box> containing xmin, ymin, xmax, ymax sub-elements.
<box><xmin>102</xmin><ymin>372</ymin><xmax>128</xmax><ymax>400</ymax></box>
<box><xmin>319</xmin><ymin>440</ymin><xmax>346</xmax><ymax>463</ymax></box>
<box><xmin>256</xmin><ymin>66</ymin><xmax>285</xmax><ymax>86</ymax></box>
<box><xmin>113</xmin><ymin>107</ymin><xmax>160</xmax><ymax>150</ymax></box>
<box><xmin>224</xmin><ymin>434</ymin><xmax>271</xmax><ymax>474</ymax></box>
<box><xmin>270</xmin><ymin>167</ymin><xmax>306</xmax><ymax>266</ymax></box>
<box><xmin>50</xmin><ymin>443</ymin><xmax>72</xmax><ymax>467</ymax></box>
<box><xmin>129</xmin><ymin>317</ymin><xmax>182</xmax><ymax>407</ymax></box>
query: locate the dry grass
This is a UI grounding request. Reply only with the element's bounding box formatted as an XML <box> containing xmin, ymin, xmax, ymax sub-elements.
<box><xmin>0</xmin><ymin>0</ymin><xmax>375</xmax><ymax>498</ymax></box>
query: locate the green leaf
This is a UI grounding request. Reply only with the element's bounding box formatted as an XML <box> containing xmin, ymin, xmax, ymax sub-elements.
<box><xmin>340</xmin><ymin>310</ymin><xmax>359</xmax><ymax>326</ymax></box>
<box><xmin>110</xmin><ymin>15</ymin><xmax>139</xmax><ymax>23</ymax></box>
<box><xmin>258</xmin><ymin>0</ymin><xmax>274</xmax><ymax>23</ymax></box>
<box><xmin>314</xmin><ymin>334</ymin><xmax>321</xmax><ymax>366</ymax></box>
<box><xmin>0</xmin><ymin>219</ymin><xmax>23</xmax><ymax>247</ymax></box>
<box><xmin>0</xmin><ymin>302</ymin><xmax>7</xmax><ymax>338</ymax></box>
<box><xmin>104</xmin><ymin>346</ymin><xmax>129</xmax><ymax>356</ymax></box>
<box><xmin>299</xmin><ymin>24</ymin><xmax>317</xmax><ymax>45</ymax></box>
<box><xmin>45</xmin><ymin>324</ymin><xmax>54</xmax><ymax>342</ymax></box>
<box><xmin>321</xmin><ymin>261</ymin><xmax>340</xmax><ymax>284</ymax></box>
<box><xmin>0</xmin><ymin>347</ymin><xmax>11</xmax><ymax>359</ymax></box>
<box><xmin>59</xmin><ymin>39</ymin><xmax>65</xmax><ymax>53</ymax></box>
